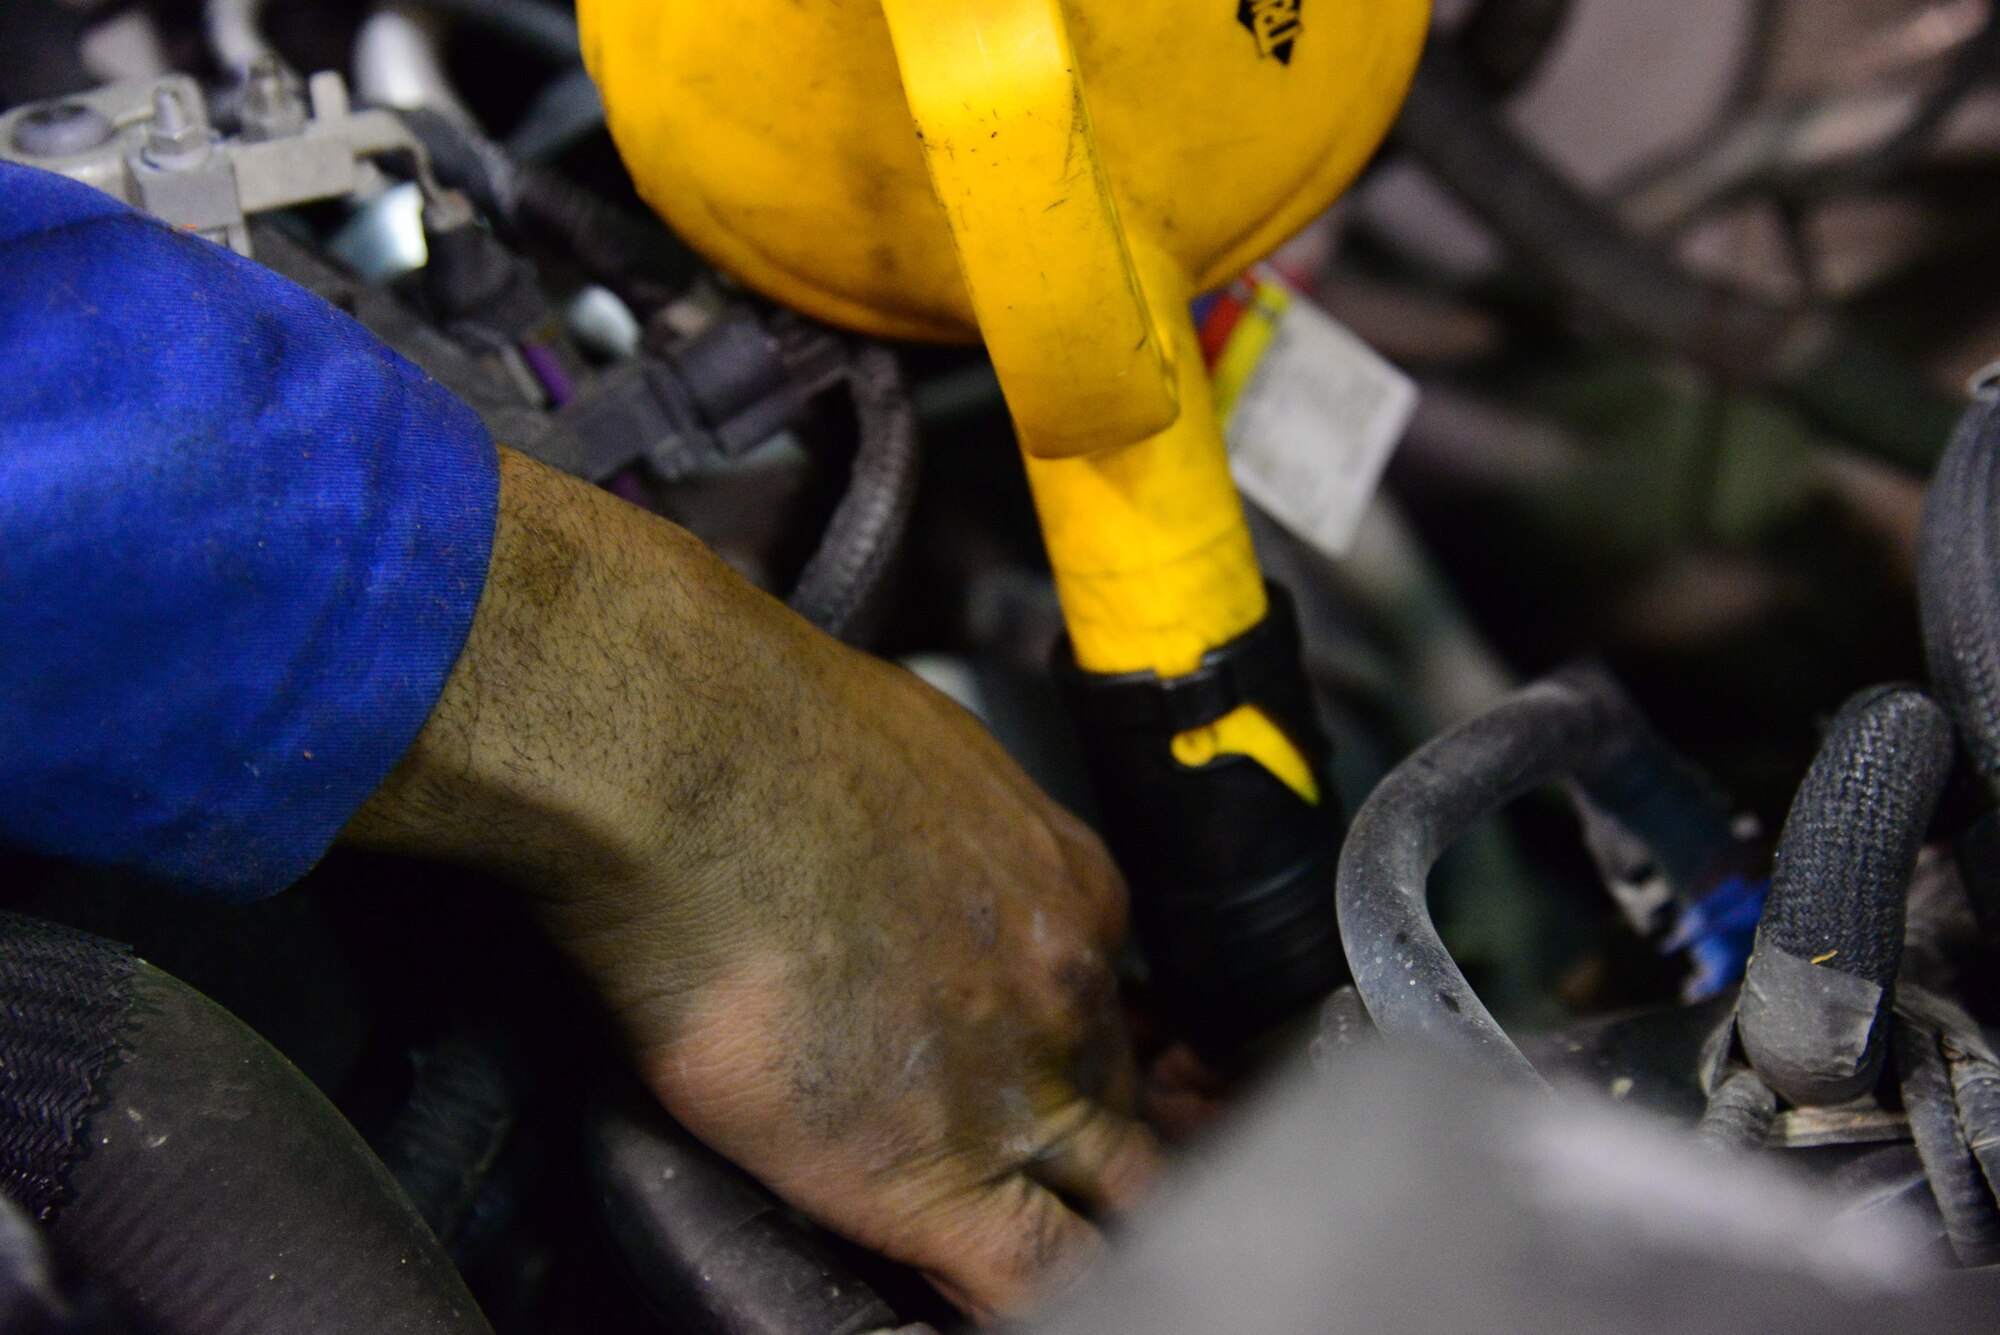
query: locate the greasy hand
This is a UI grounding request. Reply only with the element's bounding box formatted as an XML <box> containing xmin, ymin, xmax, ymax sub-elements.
<box><xmin>571</xmin><ymin>652</ymin><xmax>1158</xmax><ymax>1319</ymax></box>
<box><xmin>346</xmin><ymin>449</ymin><xmax>1161</xmax><ymax>1319</ymax></box>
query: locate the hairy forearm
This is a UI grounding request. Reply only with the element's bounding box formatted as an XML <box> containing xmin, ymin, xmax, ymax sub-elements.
<box><xmin>340</xmin><ymin>447</ymin><xmax>1155</xmax><ymax>1317</ymax></box>
<box><xmin>341</xmin><ymin>446</ymin><xmax>826</xmax><ymax>979</ymax></box>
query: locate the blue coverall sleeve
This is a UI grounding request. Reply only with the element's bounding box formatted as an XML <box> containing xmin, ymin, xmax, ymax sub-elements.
<box><xmin>0</xmin><ymin>162</ymin><xmax>501</xmax><ymax>901</ymax></box>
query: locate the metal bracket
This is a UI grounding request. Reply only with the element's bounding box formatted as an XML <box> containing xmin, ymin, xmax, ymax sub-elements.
<box><xmin>0</xmin><ymin>66</ymin><xmax>441</xmax><ymax>259</ymax></box>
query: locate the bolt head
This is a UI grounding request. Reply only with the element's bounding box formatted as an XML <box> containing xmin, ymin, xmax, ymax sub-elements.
<box><xmin>10</xmin><ymin>102</ymin><xmax>113</xmax><ymax>158</ymax></box>
<box><xmin>239</xmin><ymin>55</ymin><xmax>307</xmax><ymax>141</ymax></box>
<box><xmin>144</xmin><ymin>87</ymin><xmax>212</xmax><ymax>169</ymax></box>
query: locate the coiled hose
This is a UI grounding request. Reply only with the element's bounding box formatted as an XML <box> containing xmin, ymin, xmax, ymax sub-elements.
<box><xmin>1336</xmin><ymin>664</ymin><xmax>1738</xmax><ymax>1085</ymax></box>
<box><xmin>1394</xmin><ymin>43</ymin><xmax>1961</xmax><ymax>472</ymax></box>
<box><xmin>1738</xmin><ymin>686</ymin><xmax>1955</xmax><ymax>1108</ymax></box>
<box><xmin>1920</xmin><ymin>394</ymin><xmax>2000</xmax><ymax>795</ymax></box>
<box><xmin>789</xmin><ymin>344</ymin><xmax>922</xmax><ymax>642</ymax></box>
<box><xmin>0</xmin><ymin>914</ymin><xmax>491</xmax><ymax>1335</ymax></box>
<box><xmin>1899</xmin><ymin>389</ymin><xmax>2000</xmax><ymax>1260</ymax></box>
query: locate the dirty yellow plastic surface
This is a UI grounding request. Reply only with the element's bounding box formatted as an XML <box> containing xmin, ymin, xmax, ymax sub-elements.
<box><xmin>578</xmin><ymin>0</ymin><xmax>1430</xmax><ymax>345</ymax></box>
<box><xmin>578</xmin><ymin>0</ymin><xmax>1429</xmax><ymax>799</ymax></box>
<box><xmin>878</xmin><ymin>0</ymin><xmax>1178</xmax><ymax>459</ymax></box>
<box><xmin>1021</xmin><ymin>242</ymin><xmax>1319</xmax><ymax>800</ymax></box>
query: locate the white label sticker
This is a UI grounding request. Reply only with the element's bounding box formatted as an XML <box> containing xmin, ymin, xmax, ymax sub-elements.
<box><xmin>1219</xmin><ymin>275</ymin><xmax>1418</xmax><ymax>559</ymax></box>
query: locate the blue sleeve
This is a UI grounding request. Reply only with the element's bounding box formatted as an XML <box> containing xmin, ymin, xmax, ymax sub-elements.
<box><xmin>0</xmin><ymin>163</ymin><xmax>500</xmax><ymax>901</ymax></box>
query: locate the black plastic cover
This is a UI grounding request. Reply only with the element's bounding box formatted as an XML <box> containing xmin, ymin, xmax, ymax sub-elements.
<box><xmin>585</xmin><ymin>1091</ymin><xmax>899</xmax><ymax>1335</ymax></box>
<box><xmin>1056</xmin><ymin>586</ymin><xmax>1345</xmax><ymax>1060</ymax></box>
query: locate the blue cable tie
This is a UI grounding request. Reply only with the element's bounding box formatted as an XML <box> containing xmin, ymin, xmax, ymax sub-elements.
<box><xmin>1664</xmin><ymin>873</ymin><xmax>1769</xmax><ymax>1003</ymax></box>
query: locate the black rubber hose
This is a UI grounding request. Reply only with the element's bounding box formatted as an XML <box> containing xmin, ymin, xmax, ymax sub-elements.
<box><xmin>1696</xmin><ymin>1069</ymin><xmax>1778</xmax><ymax>1153</ymax></box>
<box><xmin>512</xmin><ymin>168</ymin><xmax>699</xmax><ymax>317</ymax></box>
<box><xmin>401</xmin><ymin>108</ymin><xmax>698</xmax><ymax>318</ymax></box>
<box><xmin>1899</xmin><ymin>985</ymin><xmax>2000</xmax><ymax>1229</ymax></box>
<box><xmin>1739</xmin><ymin>686</ymin><xmax>1955</xmax><ymax>1108</ymax></box>
<box><xmin>585</xmin><ymin>1088</ymin><xmax>902</xmax><ymax>1335</ymax></box>
<box><xmin>373</xmin><ymin>1033</ymin><xmax>521</xmax><ymax>1257</ymax></box>
<box><xmin>0</xmin><ymin>915</ymin><xmax>492</xmax><ymax>1335</ymax></box>
<box><xmin>1945</xmin><ymin>1036</ymin><xmax>2000</xmax><ymax>1214</ymax></box>
<box><xmin>1896</xmin><ymin>1015</ymin><xmax>2000</xmax><ymax>1266</ymax></box>
<box><xmin>1394</xmin><ymin>43</ymin><xmax>1962</xmax><ymax>472</ymax></box>
<box><xmin>1337</xmin><ymin>665</ymin><xmax>1713</xmax><ymax>1084</ymax></box>
<box><xmin>789</xmin><ymin>345</ymin><xmax>922</xmax><ymax>643</ymax></box>
<box><xmin>1919</xmin><ymin>395</ymin><xmax>2000</xmax><ymax>797</ymax></box>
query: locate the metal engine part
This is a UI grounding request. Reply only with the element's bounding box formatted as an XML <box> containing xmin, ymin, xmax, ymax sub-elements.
<box><xmin>0</xmin><ymin>67</ymin><xmax>440</xmax><ymax>257</ymax></box>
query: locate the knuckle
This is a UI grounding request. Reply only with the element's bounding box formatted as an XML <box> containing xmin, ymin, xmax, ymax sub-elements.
<box><xmin>901</xmin><ymin>1176</ymin><xmax>1092</xmax><ymax>1298</ymax></box>
<box><xmin>985</xmin><ymin>1179</ymin><xmax>1097</xmax><ymax>1289</ymax></box>
<box><xmin>1024</xmin><ymin>817</ymin><xmax>1072</xmax><ymax>884</ymax></box>
<box><xmin>1023</xmin><ymin>940</ymin><xmax>1117</xmax><ymax>1035</ymax></box>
